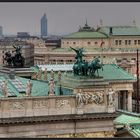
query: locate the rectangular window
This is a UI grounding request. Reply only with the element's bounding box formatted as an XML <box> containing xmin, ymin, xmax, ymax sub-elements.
<box><xmin>115</xmin><ymin>40</ymin><xmax>118</xmax><ymax>45</ymax></box>
<box><xmin>119</xmin><ymin>40</ymin><xmax>122</xmax><ymax>45</ymax></box>
<box><xmin>128</xmin><ymin>40</ymin><xmax>131</xmax><ymax>45</ymax></box>
<box><xmin>125</xmin><ymin>40</ymin><xmax>128</xmax><ymax>45</ymax></box>
<box><xmin>73</xmin><ymin>42</ymin><xmax>76</xmax><ymax>44</ymax></box>
<box><xmin>138</xmin><ymin>40</ymin><xmax>140</xmax><ymax>45</ymax></box>
<box><xmin>87</xmin><ymin>42</ymin><xmax>91</xmax><ymax>45</ymax></box>
<box><xmin>134</xmin><ymin>40</ymin><xmax>137</xmax><ymax>45</ymax></box>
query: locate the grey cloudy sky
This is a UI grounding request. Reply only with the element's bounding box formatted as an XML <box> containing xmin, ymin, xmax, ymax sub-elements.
<box><xmin>0</xmin><ymin>2</ymin><xmax>140</xmax><ymax>35</ymax></box>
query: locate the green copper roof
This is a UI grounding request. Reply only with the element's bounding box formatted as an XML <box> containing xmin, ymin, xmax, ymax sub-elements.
<box><xmin>98</xmin><ymin>26</ymin><xmax>140</xmax><ymax>36</ymax></box>
<box><xmin>114</xmin><ymin>114</ymin><xmax>140</xmax><ymax>138</ymax></box>
<box><xmin>63</xmin><ymin>31</ymin><xmax>108</xmax><ymax>39</ymax></box>
<box><xmin>31</xmin><ymin>64</ymin><xmax>136</xmax><ymax>82</ymax></box>
<box><xmin>0</xmin><ymin>63</ymin><xmax>136</xmax><ymax>98</ymax></box>
<box><xmin>129</xmin><ymin>126</ymin><xmax>140</xmax><ymax>138</ymax></box>
<box><xmin>114</xmin><ymin>114</ymin><xmax>140</xmax><ymax>125</ymax></box>
<box><xmin>98</xmin><ymin>64</ymin><xmax>135</xmax><ymax>81</ymax></box>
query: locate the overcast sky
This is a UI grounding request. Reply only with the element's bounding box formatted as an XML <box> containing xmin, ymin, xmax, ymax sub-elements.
<box><xmin>0</xmin><ymin>2</ymin><xmax>140</xmax><ymax>36</ymax></box>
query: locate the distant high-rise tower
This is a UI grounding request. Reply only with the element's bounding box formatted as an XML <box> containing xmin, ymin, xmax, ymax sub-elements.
<box><xmin>41</xmin><ymin>13</ymin><xmax>48</xmax><ymax>37</ymax></box>
<box><xmin>0</xmin><ymin>26</ymin><xmax>3</xmax><ymax>37</ymax></box>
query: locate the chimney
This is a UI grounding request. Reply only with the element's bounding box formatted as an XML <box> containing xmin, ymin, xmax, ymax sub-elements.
<box><xmin>109</xmin><ymin>27</ymin><xmax>113</xmax><ymax>35</ymax></box>
<box><xmin>9</xmin><ymin>69</ymin><xmax>15</xmax><ymax>79</ymax></box>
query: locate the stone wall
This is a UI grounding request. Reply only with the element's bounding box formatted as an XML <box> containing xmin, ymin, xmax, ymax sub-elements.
<box><xmin>47</xmin><ymin>131</ymin><xmax>114</xmax><ymax>138</ymax></box>
<box><xmin>0</xmin><ymin>94</ymin><xmax>109</xmax><ymax>118</ymax></box>
<box><xmin>0</xmin><ymin>118</ymin><xmax>115</xmax><ymax>137</ymax></box>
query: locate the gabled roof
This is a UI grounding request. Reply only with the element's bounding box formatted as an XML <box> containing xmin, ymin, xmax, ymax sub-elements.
<box><xmin>98</xmin><ymin>26</ymin><xmax>140</xmax><ymax>36</ymax></box>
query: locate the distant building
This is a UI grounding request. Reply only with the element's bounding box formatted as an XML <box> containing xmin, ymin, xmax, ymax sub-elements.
<box><xmin>17</xmin><ymin>32</ymin><xmax>30</xmax><ymax>39</ymax></box>
<box><xmin>61</xmin><ymin>22</ymin><xmax>109</xmax><ymax>49</ymax></box>
<box><xmin>34</xmin><ymin>22</ymin><xmax>140</xmax><ymax>78</ymax></box>
<box><xmin>41</xmin><ymin>13</ymin><xmax>48</xmax><ymax>38</ymax></box>
<box><xmin>0</xmin><ymin>26</ymin><xmax>3</xmax><ymax>38</ymax></box>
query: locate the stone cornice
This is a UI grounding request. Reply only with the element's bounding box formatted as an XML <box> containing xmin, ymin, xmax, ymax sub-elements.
<box><xmin>0</xmin><ymin>113</ymin><xmax>119</xmax><ymax>125</ymax></box>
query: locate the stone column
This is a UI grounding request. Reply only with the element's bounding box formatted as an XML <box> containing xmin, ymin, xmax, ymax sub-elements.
<box><xmin>127</xmin><ymin>90</ymin><xmax>132</xmax><ymax>112</ymax></box>
<box><xmin>115</xmin><ymin>91</ymin><xmax>119</xmax><ymax>110</ymax></box>
<box><xmin>118</xmin><ymin>91</ymin><xmax>121</xmax><ymax>109</ymax></box>
<box><xmin>123</xmin><ymin>91</ymin><xmax>127</xmax><ymax>110</ymax></box>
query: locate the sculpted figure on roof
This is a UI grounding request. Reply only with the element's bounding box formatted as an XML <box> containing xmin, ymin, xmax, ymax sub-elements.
<box><xmin>58</xmin><ymin>70</ymin><xmax>62</xmax><ymax>82</ymax></box>
<box><xmin>107</xmin><ymin>88</ymin><xmax>115</xmax><ymax>107</ymax></box>
<box><xmin>50</xmin><ymin>69</ymin><xmax>54</xmax><ymax>80</ymax></box>
<box><xmin>44</xmin><ymin>68</ymin><xmax>48</xmax><ymax>81</ymax></box>
<box><xmin>70</xmin><ymin>47</ymin><xmax>103</xmax><ymax>77</ymax></box>
<box><xmin>70</xmin><ymin>47</ymin><xmax>84</xmax><ymax>62</ymax></box>
<box><xmin>4</xmin><ymin>44</ymin><xmax>25</xmax><ymax>68</ymax></box>
<box><xmin>1</xmin><ymin>81</ymin><xmax>8</xmax><ymax>97</ymax></box>
<box><xmin>26</xmin><ymin>80</ymin><xmax>33</xmax><ymax>96</ymax></box>
<box><xmin>48</xmin><ymin>78</ymin><xmax>55</xmax><ymax>96</ymax></box>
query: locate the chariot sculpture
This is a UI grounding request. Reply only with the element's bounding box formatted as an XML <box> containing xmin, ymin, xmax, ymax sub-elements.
<box><xmin>4</xmin><ymin>45</ymin><xmax>25</xmax><ymax>68</ymax></box>
<box><xmin>71</xmin><ymin>47</ymin><xmax>103</xmax><ymax>77</ymax></box>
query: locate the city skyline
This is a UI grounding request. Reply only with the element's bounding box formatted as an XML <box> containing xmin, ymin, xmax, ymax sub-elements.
<box><xmin>0</xmin><ymin>3</ymin><xmax>140</xmax><ymax>36</ymax></box>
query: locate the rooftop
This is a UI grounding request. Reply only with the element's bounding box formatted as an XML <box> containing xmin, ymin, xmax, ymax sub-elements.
<box><xmin>32</xmin><ymin>64</ymin><xmax>136</xmax><ymax>82</ymax></box>
<box><xmin>63</xmin><ymin>22</ymin><xmax>108</xmax><ymax>39</ymax></box>
<box><xmin>0</xmin><ymin>64</ymin><xmax>135</xmax><ymax>98</ymax></box>
<box><xmin>98</xmin><ymin>26</ymin><xmax>140</xmax><ymax>36</ymax></box>
<box><xmin>63</xmin><ymin>31</ymin><xmax>108</xmax><ymax>39</ymax></box>
<box><xmin>114</xmin><ymin>114</ymin><xmax>140</xmax><ymax>138</ymax></box>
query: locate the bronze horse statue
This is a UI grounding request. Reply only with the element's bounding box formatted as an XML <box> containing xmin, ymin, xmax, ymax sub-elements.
<box><xmin>4</xmin><ymin>45</ymin><xmax>25</xmax><ymax>68</ymax></box>
<box><xmin>71</xmin><ymin>47</ymin><xmax>103</xmax><ymax>77</ymax></box>
<box><xmin>88</xmin><ymin>58</ymin><xmax>103</xmax><ymax>76</ymax></box>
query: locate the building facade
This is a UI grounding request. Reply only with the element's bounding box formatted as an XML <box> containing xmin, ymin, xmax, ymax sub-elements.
<box><xmin>33</xmin><ymin>23</ymin><xmax>140</xmax><ymax>78</ymax></box>
<box><xmin>17</xmin><ymin>32</ymin><xmax>30</xmax><ymax>39</ymax></box>
<box><xmin>61</xmin><ymin>22</ymin><xmax>109</xmax><ymax>49</ymax></box>
<box><xmin>0</xmin><ymin>63</ymin><xmax>136</xmax><ymax>137</ymax></box>
<box><xmin>41</xmin><ymin>13</ymin><xmax>48</xmax><ymax>38</ymax></box>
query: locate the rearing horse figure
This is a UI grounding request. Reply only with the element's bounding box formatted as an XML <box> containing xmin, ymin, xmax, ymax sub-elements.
<box><xmin>4</xmin><ymin>51</ymin><xmax>13</xmax><ymax>67</ymax></box>
<box><xmin>88</xmin><ymin>58</ymin><xmax>103</xmax><ymax>76</ymax></box>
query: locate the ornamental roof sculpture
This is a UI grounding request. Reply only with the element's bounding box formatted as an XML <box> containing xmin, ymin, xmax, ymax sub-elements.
<box><xmin>70</xmin><ymin>47</ymin><xmax>103</xmax><ymax>77</ymax></box>
<box><xmin>4</xmin><ymin>44</ymin><xmax>25</xmax><ymax>68</ymax></box>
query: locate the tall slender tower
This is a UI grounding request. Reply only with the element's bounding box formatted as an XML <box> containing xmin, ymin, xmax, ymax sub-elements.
<box><xmin>41</xmin><ymin>13</ymin><xmax>48</xmax><ymax>37</ymax></box>
<box><xmin>0</xmin><ymin>26</ymin><xmax>3</xmax><ymax>37</ymax></box>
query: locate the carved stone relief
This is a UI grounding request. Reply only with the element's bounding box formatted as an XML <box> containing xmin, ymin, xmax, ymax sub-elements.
<box><xmin>56</xmin><ymin>99</ymin><xmax>70</xmax><ymax>108</ymax></box>
<box><xmin>33</xmin><ymin>100</ymin><xmax>48</xmax><ymax>109</ymax></box>
<box><xmin>76</xmin><ymin>91</ymin><xmax>104</xmax><ymax>107</ymax></box>
<box><xmin>10</xmin><ymin>101</ymin><xmax>25</xmax><ymax>110</ymax></box>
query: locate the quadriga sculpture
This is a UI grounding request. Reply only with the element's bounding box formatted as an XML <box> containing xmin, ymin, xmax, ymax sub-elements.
<box><xmin>70</xmin><ymin>47</ymin><xmax>103</xmax><ymax>77</ymax></box>
<box><xmin>4</xmin><ymin>45</ymin><xmax>25</xmax><ymax>68</ymax></box>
